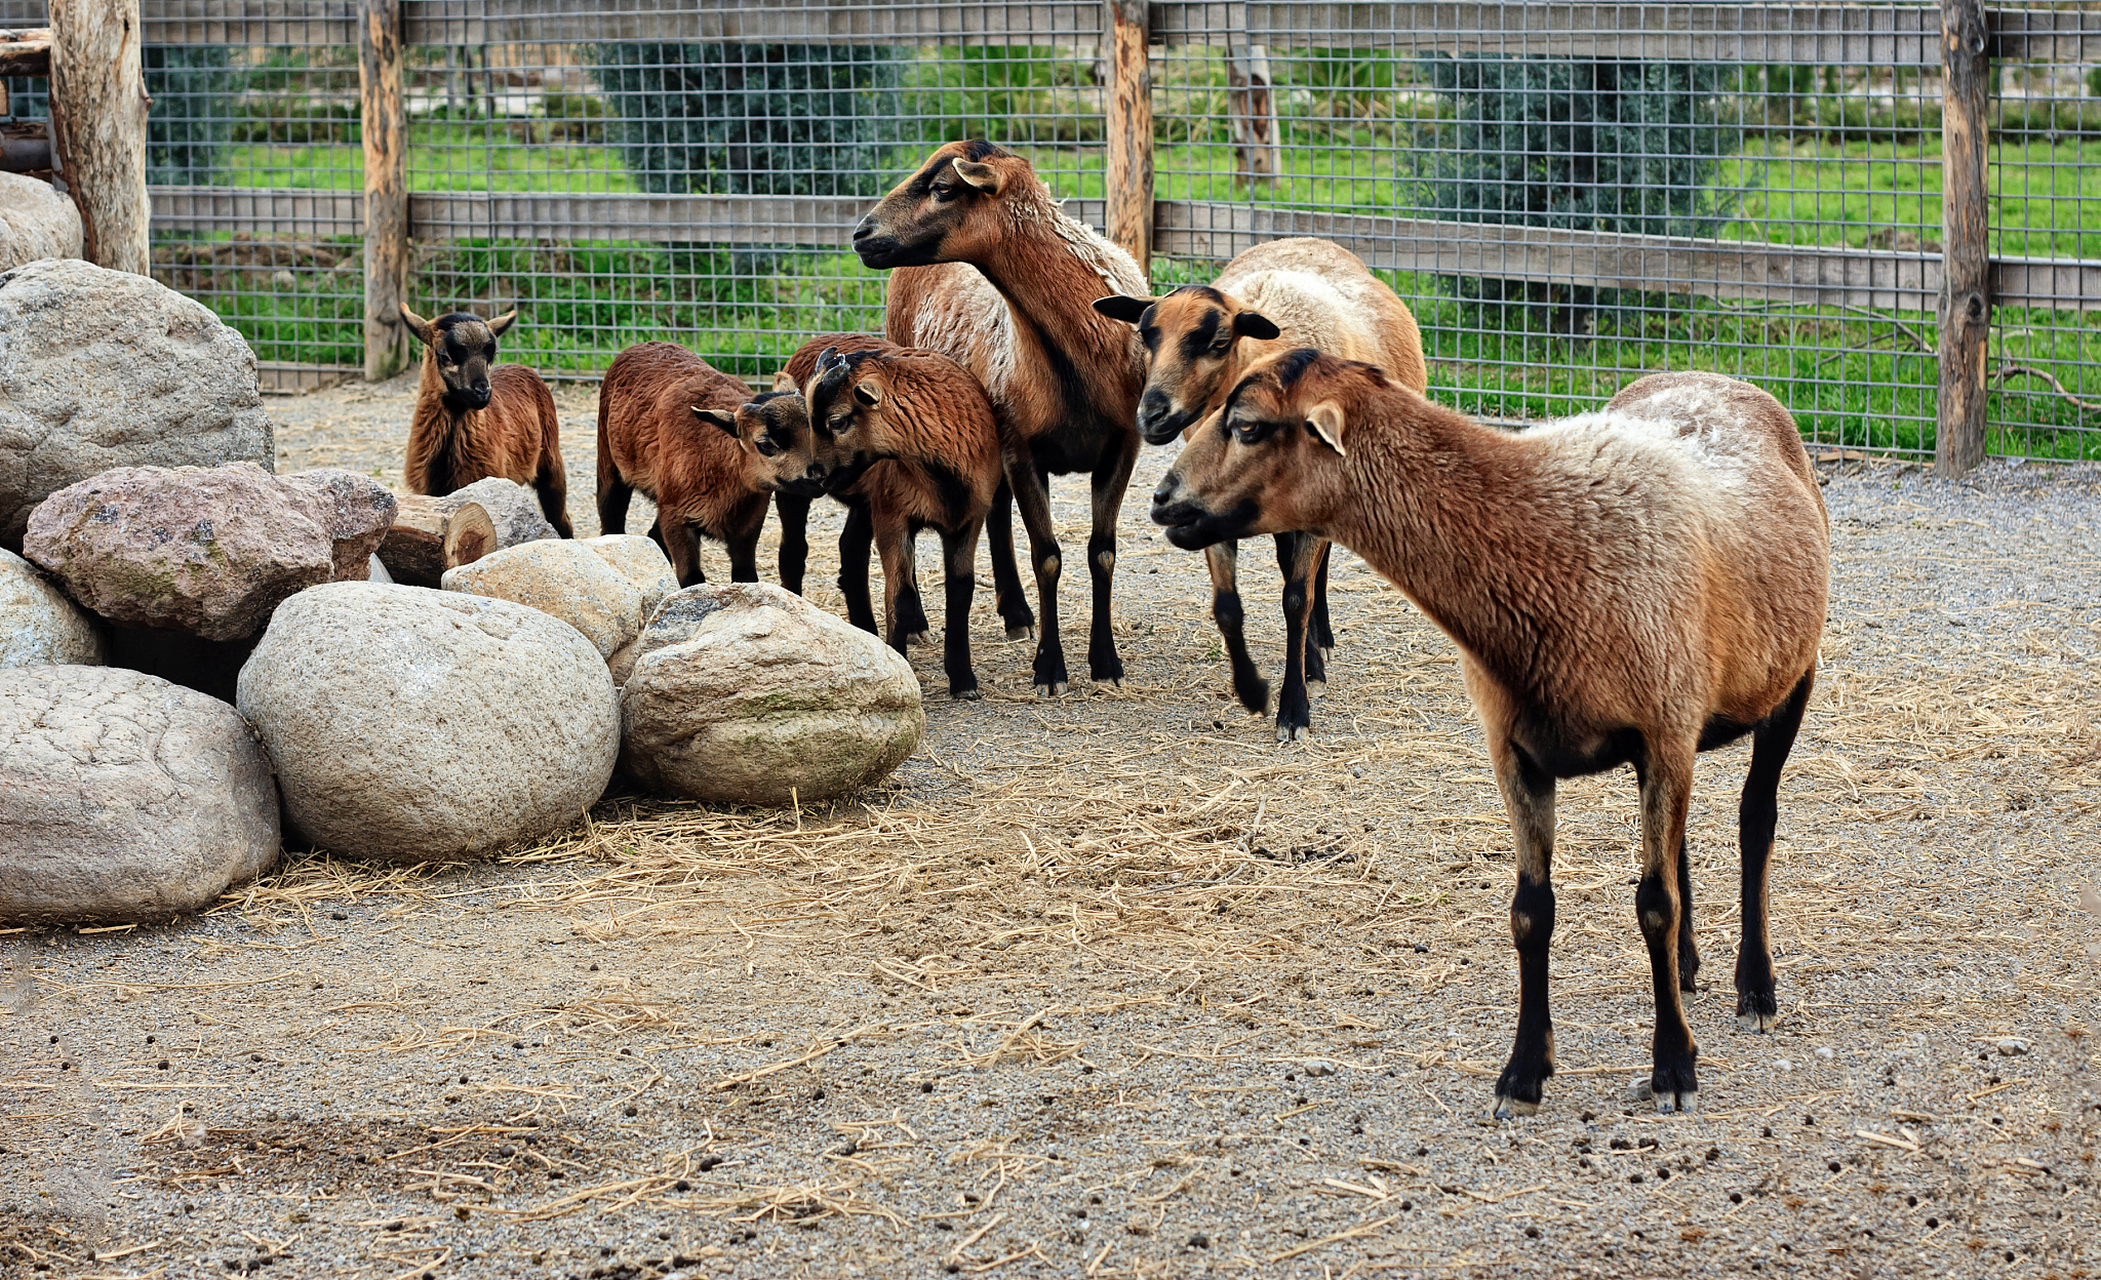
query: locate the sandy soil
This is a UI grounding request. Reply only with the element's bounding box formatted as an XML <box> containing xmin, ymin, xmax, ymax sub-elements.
<box><xmin>2</xmin><ymin>378</ymin><xmax>2097</xmax><ymax>1280</ymax></box>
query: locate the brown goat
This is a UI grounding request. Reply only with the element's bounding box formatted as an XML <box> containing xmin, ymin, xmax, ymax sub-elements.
<box><xmin>1152</xmin><ymin>353</ymin><xmax>1830</xmax><ymax>1117</ymax></box>
<box><xmin>1096</xmin><ymin>237</ymin><xmax>1430</xmax><ymax>739</ymax></box>
<box><xmin>854</xmin><ymin>140</ymin><xmax>1148</xmax><ymax>696</ymax></box>
<box><xmin>595</xmin><ymin>342</ymin><xmax>828</xmax><ymax>587</ymax></box>
<box><xmin>400</xmin><ymin>305</ymin><xmax>572</xmax><ymax>536</ymax></box>
<box><xmin>776</xmin><ymin>336</ymin><xmax>1002</xmax><ymax>698</ymax></box>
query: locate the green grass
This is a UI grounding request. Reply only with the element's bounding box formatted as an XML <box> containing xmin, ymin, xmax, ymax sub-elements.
<box><xmin>164</xmin><ymin>117</ymin><xmax>2101</xmax><ymax>461</ymax></box>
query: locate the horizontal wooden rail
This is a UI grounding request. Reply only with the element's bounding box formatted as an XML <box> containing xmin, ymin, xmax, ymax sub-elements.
<box><xmin>0</xmin><ymin>1</ymin><xmax>2050</xmax><ymax>60</ymax></box>
<box><xmin>147</xmin><ymin>184</ymin><xmax>2101</xmax><ymax>312</ymax></box>
<box><xmin>0</xmin><ymin>25</ymin><xmax>48</xmax><ymax>77</ymax></box>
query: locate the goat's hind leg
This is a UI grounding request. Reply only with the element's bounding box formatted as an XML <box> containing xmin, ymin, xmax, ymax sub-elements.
<box><xmin>1084</xmin><ymin>435</ymin><xmax>1138</xmax><ymax>687</ymax></box>
<box><xmin>1737</xmin><ymin>668</ymin><xmax>1814</xmax><ymax>1032</ymax></box>
<box><xmin>1634</xmin><ymin>741</ymin><xmax>1701</xmax><ymax>1113</ymax></box>
<box><xmin>1488</xmin><ymin>727</ymin><xmax>1559</xmax><ymax>1119</ymax></box>
<box><xmin>1207</xmin><ymin>541</ymin><xmax>1269</xmax><ymax>715</ymax></box>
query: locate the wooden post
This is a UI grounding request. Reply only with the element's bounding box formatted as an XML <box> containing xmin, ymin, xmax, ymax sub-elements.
<box><xmin>1226</xmin><ymin>44</ymin><xmax>1279</xmax><ymax>187</ymax></box>
<box><xmin>1103</xmin><ymin>0</ymin><xmax>1153</xmax><ymax>282</ymax></box>
<box><xmin>47</xmin><ymin>0</ymin><xmax>149</xmax><ymax>275</ymax></box>
<box><xmin>1935</xmin><ymin>0</ymin><xmax>1990</xmax><ymax>477</ymax></box>
<box><xmin>360</xmin><ymin>0</ymin><xmax>411</xmax><ymax>382</ymax></box>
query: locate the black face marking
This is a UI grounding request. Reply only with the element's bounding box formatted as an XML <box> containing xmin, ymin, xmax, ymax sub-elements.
<box><xmin>1270</xmin><ymin>347</ymin><xmax>1324</xmax><ymax>388</ymax></box>
<box><xmin>1179</xmin><ymin>309</ymin><xmax>1225</xmax><ymax>363</ymax></box>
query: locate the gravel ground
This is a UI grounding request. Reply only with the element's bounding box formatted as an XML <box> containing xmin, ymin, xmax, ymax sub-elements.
<box><xmin>3</xmin><ymin>378</ymin><xmax>2097</xmax><ymax>1280</ymax></box>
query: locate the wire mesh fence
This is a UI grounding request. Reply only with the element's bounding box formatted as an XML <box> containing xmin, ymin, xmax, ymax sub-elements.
<box><xmin>5</xmin><ymin>2</ymin><xmax>2101</xmax><ymax>460</ymax></box>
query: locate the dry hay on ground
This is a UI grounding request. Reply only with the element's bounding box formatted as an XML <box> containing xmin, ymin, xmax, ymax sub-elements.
<box><xmin>2</xmin><ymin>452</ymin><xmax>2097</xmax><ymax>1280</ymax></box>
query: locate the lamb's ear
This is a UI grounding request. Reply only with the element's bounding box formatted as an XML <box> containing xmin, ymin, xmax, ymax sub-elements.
<box><xmin>486</xmin><ymin>310</ymin><xmax>518</xmax><ymax>338</ymax></box>
<box><xmin>951</xmin><ymin>157</ymin><xmax>1002</xmax><ymax>193</ymax></box>
<box><xmin>1304</xmin><ymin>401</ymin><xmax>1347</xmax><ymax>457</ymax></box>
<box><xmin>1092</xmin><ymin>295</ymin><xmax>1155</xmax><ymax>325</ymax></box>
<box><xmin>692</xmin><ymin>407</ymin><xmax>740</xmax><ymax>437</ymax></box>
<box><xmin>397</xmin><ymin>304</ymin><xmax>435</xmax><ymax>346</ymax></box>
<box><xmin>852</xmin><ymin>380</ymin><xmax>881</xmax><ymax>408</ymax></box>
<box><xmin>1232</xmin><ymin>310</ymin><xmax>1281</xmax><ymax>340</ymax></box>
<box><xmin>771</xmin><ymin>369</ymin><xmax>798</xmax><ymax>393</ymax></box>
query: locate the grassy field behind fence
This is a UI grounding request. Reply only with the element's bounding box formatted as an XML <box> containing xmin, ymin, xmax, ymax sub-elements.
<box><xmin>151</xmin><ymin>69</ymin><xmax>2101</xmax><ymax>460</ymax></box>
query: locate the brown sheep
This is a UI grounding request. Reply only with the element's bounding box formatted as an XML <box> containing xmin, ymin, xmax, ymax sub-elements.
<box><xmin>853</xmin><ymin>139</ymin><xmax>1148</xmax><ymax>696</ymax></box>
<box><xmin>1096</xmin><ymin>237</ymin><xmax>1430</xmax><ymax>740</ymax></box>
<box><xmin>1151</xmin><ymin>353</ymin><xmax>1830</xmax><ymax>1118</ymax></box>
<box><xmin>777</xmin><ymin>336</ymin><xmax>1003</xmax><ymax>698</ymax></box>
<box><xmin>596</xmin><ymin>342</ymin><xmax>828</xmax><ymax>587</ymax></box>
<box><xmin>400</xmin><ymin>304</ymin><xmax>572</xmax><ymax>536</ymax></box>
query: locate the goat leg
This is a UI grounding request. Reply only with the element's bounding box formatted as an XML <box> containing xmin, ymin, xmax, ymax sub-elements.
<box><xmin>1208</xmin><ymin>540</ymin><xmax>1269</xmax><ymax>715</ymax></box>
<box><xmin>837</xmin><ymin>501</ymin><xmax>879</xmax><ymax>635</ymax></box>
<box><xmin>773</xmin><ymin>493</ymin><xmax>812</xmax><ymax>596</ymax></box>
<box><xmin>986</xmin><ymin>481</ymin><xmax>1035</xmax><ymax>641</ymax></box>
<box><xmin>1736</xmin><ymin>668</ymin><xmax>1813</xmax><ymax>1032</ymax></box>
<box><xmin>1084</xmin><ymin>434</ymin><xmax>1137</xmax><ymax>688</ymax></box>
<box><xmin>1634</xmin><ymin>743</ymin><xmax>1701</xmax><ymax>1114</ymax></box>
<box><xmin>940</xmin><ymin>521</ymin><xmax>983</xmax><ymax>700</ymax></box>
<box><xmin>1274</xmin><ymin>532</ymin><xmax>1317</xmax><ymax>742</ymax></box>
<box><xmin>1489</xmin><ymin>729</ymin><xmax>1558</xmax><ymax>1120</ymax></box>
<box><xmin>1007</xmin><ymin>455</ymin><xmax>1066</xmax><ymax>696</ymax></box>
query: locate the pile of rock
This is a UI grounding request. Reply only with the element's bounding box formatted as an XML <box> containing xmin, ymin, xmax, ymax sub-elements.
<box><xmin>1</xmin><ymin>257</ymin><xmax>928</xmax><ymax>931</ymax></box>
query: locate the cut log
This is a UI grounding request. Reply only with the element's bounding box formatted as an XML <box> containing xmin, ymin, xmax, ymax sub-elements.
<box><xmin>375</xmin><ymin>495</ymin><xmax>497</xmax><ymax>586</ymax></box>
<box><xmin>443</xmin><ymin>477</ymin><xmax>561</xmax><ymax>550</ymax></box>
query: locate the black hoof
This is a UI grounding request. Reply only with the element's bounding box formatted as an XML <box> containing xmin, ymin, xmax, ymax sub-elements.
<box><xmin>1735</xmin><ymin>988</ymin><xmax>1780</xmax><ymax>1032</ymax></box>
<box><xmin>1648</xmin><ymin>1053</ymin><xmax>1699</xmax><ymax>1113</ymax></box>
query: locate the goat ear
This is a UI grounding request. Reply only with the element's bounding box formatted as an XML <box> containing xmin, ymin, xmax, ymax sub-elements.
<box><xmin>1303</xmin><ymin>401</ymin><xmax>1347</xmax><ymax>457</ymax></box>
<box><xmin>486</xmin><ymin>310</ymin><xmax>518</xmax><ymax>338</ymax></box>
<box><xmin>852</xmin><ymin>380</ymin><xmax>881</xmax><ymax>409</ymax></box>
<box><xmin>1232</xmin><ymin>310</ymin><xmax>1281</xmax><ymax>340</ymax></box>
<box><xmin>951</xmin><ymin>157</ymin><xmax>1002</xmax><ymax>193</ymax></box>
<box><xmin>771</xmin><ymin>369</ymin><xmax>798</xmax><ymax>393</ymax></box>
<box><xmin>692</xmin><ymin>407</ymin><xmax>740</xmax><ymax>437</ymax></box>
<box><xmin>1092</xmin><ymin>295</ymin><xmax>1154</xmax><ymax>325</ymax></box>
<box><xmin>397</xmin><ymin>304</ymin><xmax>435</xmax><ymax>346</ymax></box>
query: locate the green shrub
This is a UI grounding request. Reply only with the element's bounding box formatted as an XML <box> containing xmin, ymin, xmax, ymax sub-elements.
<box><xmin>8</xmin><ymin>46</ymin><xmax>239</xmax><ymax>181</ymax></box>
<box><xmin>1414</xmin><ymin>56</ymin><xmax>1743</xmax><ymax>329</ymax></box>
<box><xmin>903</xmin><ymin>46</ymin><xmax>1103</xmax><ymax>146</ymax></box>
<box><xmin>590</xmin><ymin>43</ymin><xmax>901</xmax><ymax>197</ymax></box>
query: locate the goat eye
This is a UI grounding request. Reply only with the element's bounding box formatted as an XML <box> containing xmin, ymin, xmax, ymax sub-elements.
<box><xmin>755</xmin><ymin>437</ymin><xmax>781</xmax><ymax>457</ymax></box>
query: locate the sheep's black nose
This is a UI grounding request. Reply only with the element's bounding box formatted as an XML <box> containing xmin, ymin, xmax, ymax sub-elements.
<box><xmin>851</xmin><ymin>215</ymin><xmax>875</xmax><ymax>242</ymax></box>
<box><xmin>1152</xmin><ymin>474</ymin><xmax>1177</xmax><ymax>505</ymax></box>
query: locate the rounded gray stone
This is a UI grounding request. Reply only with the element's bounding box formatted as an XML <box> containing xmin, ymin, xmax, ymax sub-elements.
<box><xmin>236</xmin><ymin>581</ymin><xmax>619</xmax><ymax>862</ymax></box>
<box><xmin>619</xmin><ymin>582</ymin><xmax>924</xmax><ymax>806</ymax></box>
<box><xmin>0</xmin><ymin>545</ymin><xmax>103</xmax><ymax>668</ymax></box>
<box><xmin>0</xmin><ymin>665</ymin><xmax>280</xmax><ymax>925</ymax></box>
<box><xmin>0</xmin><ymin>172</ymin><xmax>83</xmax><ymax>271</ymax></box>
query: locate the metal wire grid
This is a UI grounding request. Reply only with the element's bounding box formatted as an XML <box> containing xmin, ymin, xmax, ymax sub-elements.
<box><xmin>1151</xmin><ymin>4</ymin><xmax>1947</xmax><ymax>456</ymax></box>
<box><xmin>1988</xmin><ymin>0</ymin><xmax>2101</xmax><ymax>461</ymax></box>
<box><xmin>397</xmin><ymin>1</ymin><xmax>1107</xmax><ymax>383</ymax></box>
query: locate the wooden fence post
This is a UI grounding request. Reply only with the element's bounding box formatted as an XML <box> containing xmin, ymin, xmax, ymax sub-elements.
<box><xmin>1103</xmin><ymin>0</ymin><xmax>1153</xmax><ymax>283</ymax></box>
<box><xmin>1936</xmin><ymin>0</ymin><xmax>1990</xmax><ymax>477</ymax></box>
<box><xmin>1226</xmin><ymin>44</ymin><xmax>1279</xmax><ymax>186</ymax></box>
<box><xmin>360</xmin><ymin>0</ymin><xmax>410</xmax><ymax>382</ymax></box>
<box><xmin>48</xmin><ymin>0</ymin><xmax>150</xmax><ymax>275</ymax></box>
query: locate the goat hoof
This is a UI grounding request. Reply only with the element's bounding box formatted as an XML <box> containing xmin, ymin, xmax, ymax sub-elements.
<box><xmin>1006</xmin><ymin>623</ymin><xmax>1036</xmax><ymax>642</ymax></box>
<box><xmin>1276</xmin><ymin>723</ymin><xmax>1310</xmax><ymax>743</ymax></box>
<box><xmin>1735</xmin><ymin>991</ymin><xmax>1780</xmax><ymax>1032</ymax></box>
<box><xmin>1655</xmin><ymin>1089</ymin><xmax>1699</xmax><ymax>1115</ymax></box>
<box><xmin>905</xmin><ymin>630</ymin><xmax>932</xmax><ymax>646</ymax></box>
<box><xmin>1036</xmin><ymin>681</ymin><xmax>1068</xmax><ymax>698</ymax></box>
<box><xmin>1492</xmin><ymin>1094</ymin><xmax>1539</xmax><ymax>1120</ymax></box>
<box><xmin>951</xmin><ymin>687</ymin><xmax>983</xmax><ymax>701</ymax></box>
<box><xmin>1098</xmin><ymin>677</ymin><xmax>1123</xmax><ymax>689</ymax></box>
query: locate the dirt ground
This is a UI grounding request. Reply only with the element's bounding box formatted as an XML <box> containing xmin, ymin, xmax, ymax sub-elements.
<box><xmin>2</xmin><ymin>377</ymin><xmax>2098</xmax><ymax>1280</ymax></box>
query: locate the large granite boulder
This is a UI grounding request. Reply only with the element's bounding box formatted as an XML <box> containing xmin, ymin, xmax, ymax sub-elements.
<box><xmin>0</xmin><ymin>665</ymin><xmax>280</xmax><ymax>925</ymax></box>
<box><xmin>582</xmin><ymin>535</ymin><xmax>676</xmax><ymax>683</ymax></box>
<box><xmin>0</xmin><ymin>546</ymin><xmax>102</xmax><ymax>668</ymax></box>
<box><xmin>0</xmin><ymin>257</ymin><xmax>273</xmax><ymax>552</ymax></box>
<box><xmin>236</xmin><ymin>582</ymin><xmax>619</xmax><ymax>862</ymax></box>
<box><xmin>22</xmin><ymin>463</ymin><xmax>394</xmax><ymax>642</ymax></box>
<box><xmin>442</xmin><ymin>539</ymin><xmax>644</xmax><ymax>661</ymax></box>
<box><xmin>619</xmin><ymin>583</ymin><xmax>923</xmax><ymax>805</ymax></box>
<box><xmin>0</xmin><ymin>174</ymin><xmax>83</xmax><ymax>271</ymax></box>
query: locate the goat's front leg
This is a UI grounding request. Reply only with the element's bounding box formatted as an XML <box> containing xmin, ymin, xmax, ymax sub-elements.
<box><xmin>1737</xmin><ymin>668</ymin><xmax>1814</xmax><ymax>1032</ymax></box>
<box><xmin>1635</xmin><ymin>740</ymin><xmax>1701</xmax><ymax>1113</ymax></box>
<box><xmin>986</xmin><ymin>481</ymin><xmax>1035</xmax><ymax>640</ymax></box>
<box><xmin>939</xmin><ymin>519</ymin><xmax>983</xmax><ymax>699</ymax></box>
<box><xmin>773</xmin><ymin>493</ymin><xmax>812</xmax><ymax>595</ymax></box>
<box><xmin>1487</xmin><ymin>720</ymin><xmax>1559</xmax><ymax>1118</ymax></box>
<box><xmin>836</xmin><ymin>500</ymin><xmax>878</xmax><ymax>635</ymax></box>
<box><xmin>1274</xmin><ymin>532</ymin><xmax>1318</xmax><ymax>742</ymax></box>
<box><xmin>724</xmin><ymin>498</ymin><xmax>766</xmax><ymax>584</ymax></box>
<box><xmin>1006</xmin><ymin>452</ymin><xmax>1065</xmax><ymax>696</ymax></box>
<box><xmin>871</xmin><ymin>504</ymin><xmax>922</xmax><ymax>657</ymax></box>
<box><xmin>1207</xmin><ymin>540</ymin><xmax>1267</xmax><ymax>715</ymax></box>
<box><xmin>1085</xmin><ymin>433</ymin><xmax>1138</xmax><ymax>687</ymax></box>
